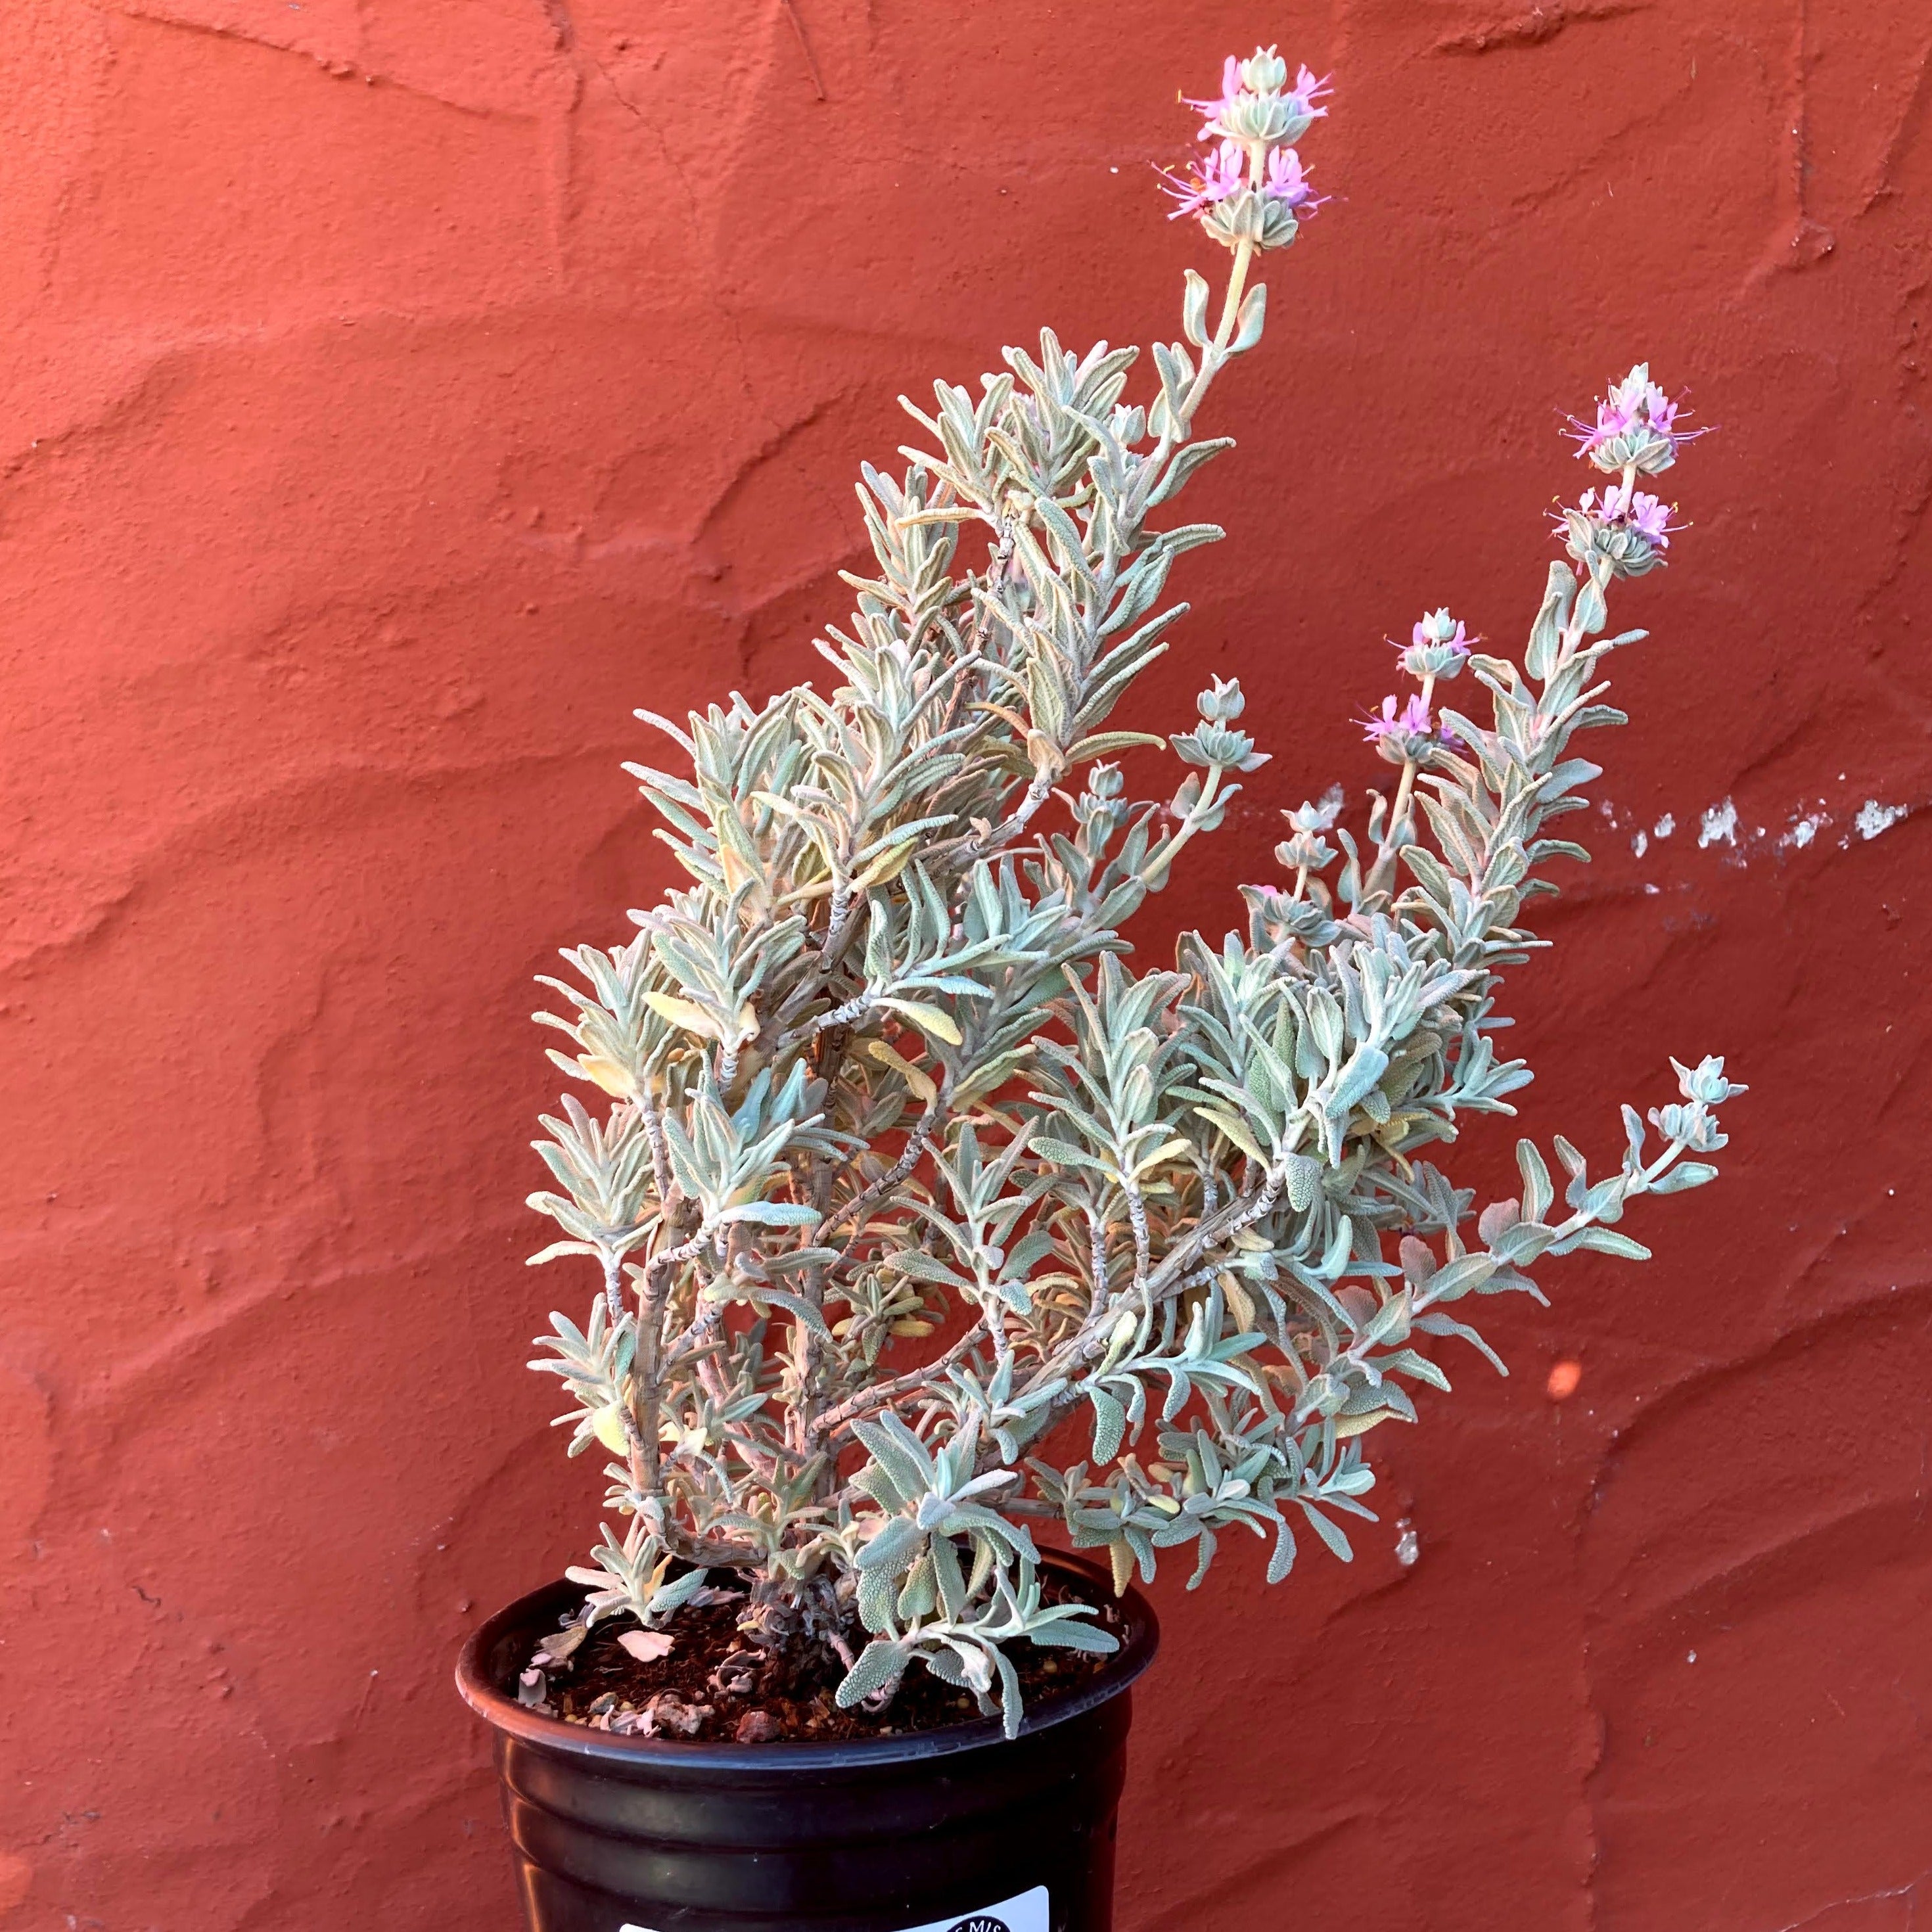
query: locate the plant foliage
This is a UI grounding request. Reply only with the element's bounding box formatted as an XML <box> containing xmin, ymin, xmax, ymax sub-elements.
<box><xmin>522</xmin><ymin>51</ymin><xmax>1743</xmax><ymax>1737</ymax></box>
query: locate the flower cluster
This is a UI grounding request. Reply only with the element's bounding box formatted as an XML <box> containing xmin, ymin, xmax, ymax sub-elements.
<box><xmin>1396</xmin><ymin>606</ymin><xmax>1473</xmax><ymax>681</ymax></box>
<box><xmin>1358</xmin><ymin>607</ymin><xmax>1470</xmax><ymax>768</ymax></box>
<box><xmin>1362</xmin><ymin>691</ymin><xmax>1456</xmax><ymax>766</ymax></box>
<box><xmin>1556</xmin><ymin>478</ymin><xmax>1679</xmax><ymax>578</ymax></box>
<box><xmin>1273</xmin><ymin>791</ymin><xmax>1341</xmax><ymax>875</ymax></box>
<box><xmin>1654</xmin><ymin>1055</ymin><xmax>1747</xmax><ymax>1154</ymax></box>
<box><xmin>1172</xmin><ymin>675</ymin><xmax>1270</xmax><ymax>773</ymax></box>
<box><xmin>1162</xmin><ymin>47</ymin><xmax>1330</xmax><ymax>250</ymax></box>
<box><xmin>1567</xmin><ymin>361</ymin><xmax>1701</xmax><ymax>476</ymax></box>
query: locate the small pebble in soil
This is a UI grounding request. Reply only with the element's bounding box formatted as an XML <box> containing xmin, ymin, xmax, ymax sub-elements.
<box><xmin>734</xmin><ymin>1710</ymin><xmax>780</xmax><ymax>1744</ymax></box>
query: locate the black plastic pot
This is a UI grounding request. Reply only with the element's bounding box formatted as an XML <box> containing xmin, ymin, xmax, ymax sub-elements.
<box><xmin>456</xmin><ymin>1552</ymin><xmax>1158</xmax><ymax>1932</ymax></box>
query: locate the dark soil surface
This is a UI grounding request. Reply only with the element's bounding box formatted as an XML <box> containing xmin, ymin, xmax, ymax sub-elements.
<box><xmin>521</xmin><ymin>1576</ymin><xmax>1122</xmax><ymax>1743</ymax></box>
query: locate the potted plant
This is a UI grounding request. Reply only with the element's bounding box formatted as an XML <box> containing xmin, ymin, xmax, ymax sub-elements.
<box><xmin>457</xmin><ymin>48</ymin><xmax>1741</xmax><ymax>1932</ymax></box>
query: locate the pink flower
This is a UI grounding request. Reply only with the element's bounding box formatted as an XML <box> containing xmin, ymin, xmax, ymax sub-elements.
<box><xmin>1572</xmin><ymin>398</ymin><xmax>1634</xmax><ymax>451</ymax></box>
<box><xmin>1187</xmin><ymin>55</ymin><xmax>1332</xmax><ymax>147</ymax></box>
<box><xmin>1565</xmin><ymin>363</ymin><xmax>1705</xmax><ymax>473</ymax></box>
<box><xmin>1183</xmin><ymin>56</ymin><xmax>1245</xmax><ymax>126</ymax></box>
<box><xmin>1409</xmin><ymin>611</ymin><xmax>1469</xmax><ymax>654</ymax></box>
<box><xmin>1625</xmin><ymin>490</ymin><xmax>1676</xmax><ymax>544</ymax></box>
<box><xmin>1576</xmin><ymin>480</ymin><xmax>1676</xmax><ymax>544</ymax></box>
<box><xmin>1285</xmin><ymin>65</ymin><xmax>1333</xmax><ymax>120</ymax></box>
<box><xmin>1640</xmin><ymin>384</ymin><xmax>1680</xmax><ymax>436</ymax></box>
<box><xmin>1262</xmin><ymin>147</ymin><xmax>1323</xmax><ymax>212</ymax></box>
<box><xmin>1554</xmin><ymin>480</ymin><xmax>1682</xmax><ymax>577</ymax></box>
<box><xmin>1161</xmin><ymin>139</ymin><xmax>1247</xmax><ymax>219</ymax></box>
<box><xmin>1362</xmin><ymin>692</ymin><xmax>1434</xmax><ymax>743</ymax></box>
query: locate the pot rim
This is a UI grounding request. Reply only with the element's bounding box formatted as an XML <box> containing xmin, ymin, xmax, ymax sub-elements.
<box><xmin>456</xmin><ymin>1547</ymin><xmax>1159</xmax><ymax>1772</ymax></box>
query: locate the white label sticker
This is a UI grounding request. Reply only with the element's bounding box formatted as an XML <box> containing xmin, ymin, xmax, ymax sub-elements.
<box><xmin>623</xmin><ymin>1890</ymin><xmax>1048</xmax><ymax>1932</ymax></box>
<box><xmin>896</xmin><ymin>1887</ymin><xmax>1051</xmax><ymax>1932</ymax></box>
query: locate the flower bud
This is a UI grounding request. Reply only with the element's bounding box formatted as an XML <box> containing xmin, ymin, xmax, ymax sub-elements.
<box><xmin>1282</xmin><ymin>793</ymin><xmax>1341</xmax><ymax>835</ymax></box>
<box><xmin>1396</xmin><ymin>606</ymin><xmax>1472</xmax><ymax>679</ymax></box>
<box><xmin>1221</xmin><ymin>91</ymin><xmax>1300</xmax><ymax>145</ymax></box>
<box><xmin>1200</xmin><ymin>189</ymin><xmax>1302</xmax><ymax>251</ymax></box>
<box><xmin>1172</xmin><ymin>717</ymin><xmax>1270</xmax><ymax>771</ymax></box>
<box><xmin>1673</xmin><ymin>1054</ymin><xmax>1746</xmax><ymax>1105</ymax></box>
<box><xmin>1197</xmin><ymin>675</ymin><xmax>1247</xmax><ymax>723</ymax></box>
<box><xmin>1274</xmin><ymin>833</ymin><xmax>1332</xmax><ymax>873</ymax></box>
<box><xmin>1239</xmin><ymin>46</ymin><xmax>1289</xmax><ymax>94</ymax></box>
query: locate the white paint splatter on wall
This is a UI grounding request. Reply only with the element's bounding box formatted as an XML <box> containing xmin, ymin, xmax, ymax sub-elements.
<box><xmin>1698</xmin><ymin>798</ymin><xmax>1738</xmax><ymax>848</ymax></box>
<box><xmin>1780</xmin><ymin>803</ymin><xmax>1829</xmax><ymax>850</ymax></box>
<box><xmin>1619</xmin><ymin>793</ymin><xmax>1910</xmax><ymax>871</ymax></box>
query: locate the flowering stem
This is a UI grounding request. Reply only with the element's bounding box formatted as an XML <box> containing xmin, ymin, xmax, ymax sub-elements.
<box><xmin>1388</xmin><ymin>671</ymin><xmax>1436</xmax><ymax>826</ymax></box>
<box><xmin>1366</xmin><ymin>670</ymin><xmax>1435</xmax><ymax>901</ymax></box>
<box><xmin>1177</xmin><ymin>238</ymin><xmax>1256</xmax><ymax>426</ymax></box>
<box><xmin>1137</xmin><ymin>765</ymin><xmax>1227</xmax><ymax>886</ymax></box>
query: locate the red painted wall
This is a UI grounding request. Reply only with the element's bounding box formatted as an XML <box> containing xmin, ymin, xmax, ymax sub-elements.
<box><xmin>4</xmin><ymin>2</ymin><xmax>1929</xmax><ymax>1927</ymax></box>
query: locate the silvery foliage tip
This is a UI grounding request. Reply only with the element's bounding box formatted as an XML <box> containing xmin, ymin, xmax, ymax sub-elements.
<box><xmin>522</xmin><ymin>55</ymin><xmax>1741</xmax><ymax>1739</ymax></box>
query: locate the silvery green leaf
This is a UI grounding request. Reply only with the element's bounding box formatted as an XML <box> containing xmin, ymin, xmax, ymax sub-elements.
<box><xmin>714</xmin><ymin>1199</ymin><xmax>819</xmax><ymax>1227</ymax></box>
<box><xmin>995</xmin><ymin>1645</ymin><xmax>1024</xmax><ymax>1739</ymax></box>
<box><xmin>1028</xmin><ymin>1616</ymin><xmax>1118</xmax><ymax>1653</ymax></box>
<box><xmin>836</xmin><ymin>1640</ymin><xmax>908</xmax><ymax>1707</ymax></box>
<box><xmin>1283</xmin><ymin>1153</ymin><xmax>1322</xmax><ymax>1212</ymax></box>
<box><xmin>647</xmin><ymin>1566</ymin><xmax>712</xmax><ymax>1617</ymax></box>
<box><xmin>1418</xmin><ymin>1254</ymin><xmax>1496</xmax><ymax>1303</ymax></box>
<box><xmin>1649</xmin><ymin>1161</ymin><xmax>1718</xmax><ymax>1193</ymax></box>
<box><xmin>1414</xmin><ymin>1311</ymin><xmax>1509</xmax><ymax>1375</ymax></box>
<box><xmin>1266</xmin><ymin>1513</ymin><xmax>1297</xmax><ymax>1584</ymax></box>
<box><xmin>1181</xmin><ymin>267</ymin><xmax>1211</xmax><ymax>349</ymax></box>
<box><xmin>1515</xmin><ymin>1131</ymin><xmax>1559</xmax><ymax>1222</ymax></box>
<box><xmin>856</xmin><ymin>1565</ymin><xmax>898</xmax><ymax>1632</ymax></box>
<box><xmin>1088</xmin><ymin>1387</ymin><xmax>1127</xmax><ymax>1463</ymax></box>
<box><xmin>1231</xmin><ymin>281</ymin><xmax>1267</xmax><ymax>354</ymax></box>
<box><xmin>1552</xmin><ymin>1227</ymin><xmax>1653</xmax><ymax>1260</ymax></box>
<box><xmin>1299</xmin><ymin>1502</ymin><xmax>1354</xmax><ymax>1563</ymax></box>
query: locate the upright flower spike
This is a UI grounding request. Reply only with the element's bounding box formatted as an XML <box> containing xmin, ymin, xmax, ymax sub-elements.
<box><xmin>1167</xmin><ymin>49</ymin><xmax>1334</xmax><ymax>252</ymax></box>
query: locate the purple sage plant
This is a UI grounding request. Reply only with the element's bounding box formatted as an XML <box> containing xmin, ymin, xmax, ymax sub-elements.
<box><xmin>519</xmin><ymin>50</ymin><xmax>1742</xmax><ymax>1739</ymax></box>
